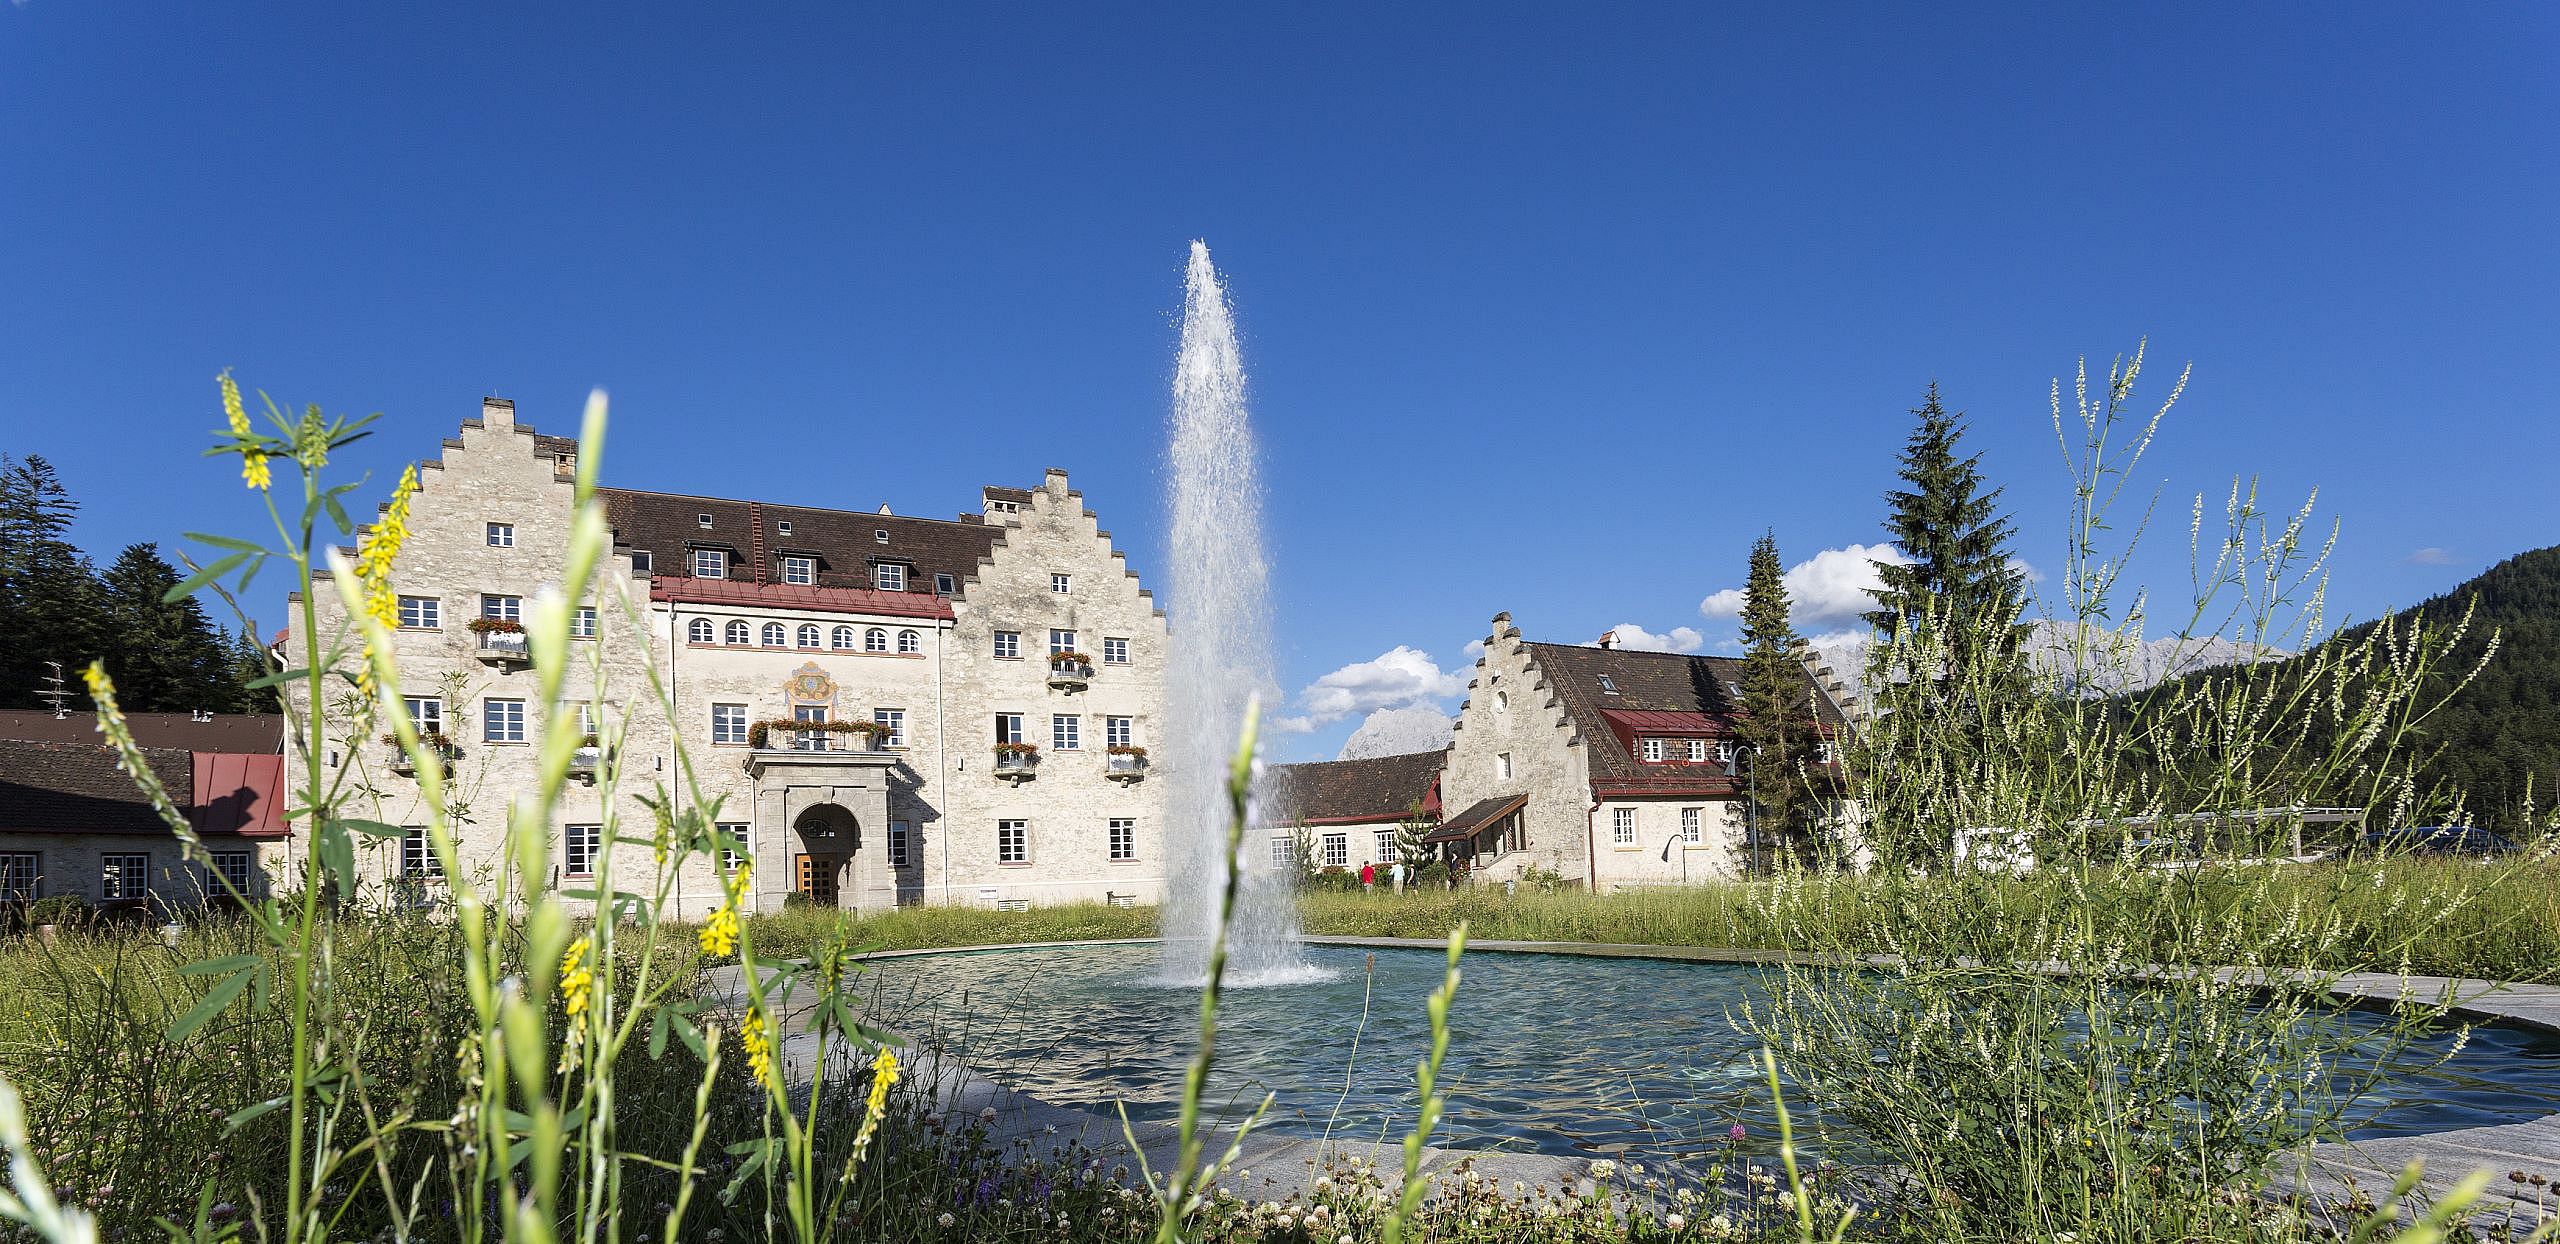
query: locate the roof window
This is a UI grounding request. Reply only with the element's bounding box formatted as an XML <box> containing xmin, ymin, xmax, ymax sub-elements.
<box><xmin>696</xmin><ymin>513</ymin><xmax>713</xmax><ymax>529</ymax></box>
<box><xmin>776</xmin><ymin>520</ymin><xmax>793</xmax><ymax>536</ymax></box>
<box><xmin>875</xmin><ymin>529</ymin><xmax>889</xmax><ymax>544</ymax></box>
<box><xmin>1598</xmin><ymin>674</ymin><xmax>1619</xmax><ymax>695</ymax></box>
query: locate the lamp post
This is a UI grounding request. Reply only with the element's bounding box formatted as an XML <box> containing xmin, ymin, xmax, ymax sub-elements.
<box><xmin>1725</xmin><ymin>745</ymin><xmax>1762</xmax><ymax>878</ymax></box>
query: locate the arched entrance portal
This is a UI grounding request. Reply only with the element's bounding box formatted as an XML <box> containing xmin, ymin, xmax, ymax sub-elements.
<box><xmin>792</xmin><ymin>804</ymin><xmax>860</xmax><ymax>907</ymax></box>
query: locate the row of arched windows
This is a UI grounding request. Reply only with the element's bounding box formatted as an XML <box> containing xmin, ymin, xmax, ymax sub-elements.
<box><xmin>685</xmin><ymin>619</ymin><xmax>923</xmax><ymax>654</ymax></box>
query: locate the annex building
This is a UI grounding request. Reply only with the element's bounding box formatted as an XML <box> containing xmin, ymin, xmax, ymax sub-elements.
<box><xmin>293</xmin><ymin>398</ymin><xmax>1170</xmax><ymax>918</ymax></box>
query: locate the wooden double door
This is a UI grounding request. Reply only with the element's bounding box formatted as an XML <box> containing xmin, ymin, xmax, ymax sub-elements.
<box><xmin>793</xmin><ymin>853</ymin><xmax>844</xmax><ymax>906</ymax></box>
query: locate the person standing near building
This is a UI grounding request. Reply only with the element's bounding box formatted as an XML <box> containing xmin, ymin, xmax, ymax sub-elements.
<box><xmin>1359</xmin><ymin>861</ymin><xmax>1376</xmax><ymax>893</ymax></box>
<box><xmin>1390</xmin><ymin>859</ymin><xmax>1406</xmax><ymax>894</ymax></box>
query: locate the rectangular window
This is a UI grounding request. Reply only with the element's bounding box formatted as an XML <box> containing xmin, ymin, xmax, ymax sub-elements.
<box><xmin>872</xmin><ymin>708</ymin><xmax>905</xmax><ymax>749</ymax></box>
<box><xmin>1105</xmin><ymin>715</ymin><xmax>1134</xmax><ymax>748</ymax></box>
<box><xmin>716</xmin><ymin>822</ymin><xmax>752</xmax><ymax>873</ymax></box>
<box><xmin>781</xmin><ymin>556</ymin><xmax>815</xmax><ymax>585</ymax></box>
<box><xmin>1681</xmin><ymin>807</ymin><xmax>1703</xmax><ymax>844</ymax></box>
<box><xmin>792</xmin><ymin>704</ymin><xmax>830</xmax><ymax>751</ymax></box>
<box><xmin>697</xmin><ymin>512</ymin><xmax>713</xmax><ymax>529</ymax></box>
<box><xmin>993</xmin><ymin>630</ymin><xmax>1020</xmax><ymax>660</ymax></box>
<box><xmin>1496</xmin><ymin>753</ymin><xmax>1513</xmax><ymax>781</ymax></box>
<box><xmin>1612</xmin><ymin>807</ymin><xmax>1637</xmax><ymax>846</ymax></box>
<box><xmin>482</xmin><ymin>594</ymin><xmax>521</xmax><ymax>622</ymax></box>
<box><xmin>484</xmin><ymin>698</ymin><xmax>525</xmax><ymax>744</ymax></box>
<box><xmin>0</xmin><ymin>853</ymin><xmax>36</xmax><ymax>902</ymax></box>
<box><xmin>691</xmin><ymin>548</ymin><xmax>728</xmax><ymax>580</ymax></box>
<box><xmin>1270</xmin><ymin>835</ymin><xmax>1294</xmax><ymax>870</ymax></box>
<box><xmin>1109</xmin><ymin>818</ymin><xmax>1136</xmax><ymax>862</ymax></box>
<box><xmin>875</xmin><ymin>564</ymin><xmax>906</xmax><ymax>591</ymax></box>
<box><xmin>1375</xmin><ymin>829</ymin><xmax>1398</xmax><ymax>861</ymax></box>
<box><xmin>1687</xmin><ymin>739</ymin><xmax>1707</xmax><ymax>763</ymax></box>
<box><xmin>210</xmin><ymin>851</ymin><xmax>253</xmax><ymax>894</ymax></box>
<box><xmin>486</xmin><ymin>522</ymin><xmax>514</xmax><ymax>548</ymax></box>
<box><xmin>397</xmin><ymin>595</ymin><xmax>440</xmax><ymax>629</ymax></box>
<box><xmin>630</xmin><ymin>551</ymin><xmax>653</xmax><ymax>573</ymax></box>
<box><xmin>565</xmin><ymin>824</ymin><xmax>601</xmax><ymax>877</ymax></box>
<box><xmin>1102</xmin><ymin>637</ymin><xmax>1129</xmax><ymax>665</ymax></box>
<box><xmin>573</xmin><ymin>702</ymin><xmax>599</xmax><ymax>738</ymax></box>
<box><xmin>889</xmin><ymin>820</ymin><xmax>911</xmax><ymax>868</ymax></box>
<box><xmin>101</xmin><ymin>853</ymin><xmax>150</xmax><ymax>901</ymax></box>
<box><xmin>1716</xmin><ymin>742</ymin><xmax>1736</xmax><ymax>764</ymax></box>
<box><xmin>1321</xmin><ymin>834</ymin><xmax>1349</xmax><ymax>868</ymax></box>
<box><xmin>1049</xmin><ymin>628</ymin><xmax>1077</xmax><ymax>655</ymax></box>
<box><xmin>775</xmin><ymin>519</ymin><xmax>793</xmax><ymax>536</ymax></box>
<box><xmin>402</xmin><ymin>696</ymin><xmax>443</xmax><ymax>738</ymax></box>
<box><xmin>1052</xmin><ymin>714</ymin><xmax>1080</xmax><ymax>751</ymax></box>
<box><xmin>994</xmin><ymin>713</ymin><xmax>1024</xmax><ymax>745</ymax></box>
<box><xmin>572</xmin><ymin>606</ymin><xmax>597</xmax><ymax>639</ymax></box>
<box><xmin>1817</xmin><ymin>741</ymin><xmax>1838</xmax><ymax>764</ymax></box>
<box><xmin>1642</xmin><ymin>738</ymin><xmax>1665</xmax><ymax>762</ymax></box>
<box><xmin>711</xmin><ymin>703</ymin><xmax>747</xmax><ymax>746</ymax></box>
<box><xmin>401</xmin><ymin>828</ymin><xmax>440</xmax><ymax>880</ymax></box>
<box><xmin>997</xmin><ymin>820</ymin><xmax>1028</xmax><ymax>865</ymax></box>
<box><xmin>934</xmin><ymin>573</ymin><xmax>956</xmax><ymax>596</ymax></box>
<box><xmin>1051</xmin><ymin>573</ymin><xmax>1071</xmax><ymax>594</ymax></box>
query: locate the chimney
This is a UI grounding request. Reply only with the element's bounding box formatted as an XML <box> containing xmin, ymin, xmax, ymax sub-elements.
<box><xmin>482</xmin><ymin>397</ymin><xmax>515</xmax><ymax>430</ymax></box>
<box><xmin>1043</xmin><ymin>467</ymin><xmax>1070</xmax><ymax>499</ymax></box>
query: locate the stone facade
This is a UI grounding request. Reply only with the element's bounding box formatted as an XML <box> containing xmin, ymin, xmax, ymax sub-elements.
<box><xmin>1438</xmin><ymin>614</ymin><xmax>1601</xmax><ymax>885</ymax></box>
<box><xmin>291</xmin><ymin>398</ymin><xmax>1168</xmax><ymax>917</ymax></box>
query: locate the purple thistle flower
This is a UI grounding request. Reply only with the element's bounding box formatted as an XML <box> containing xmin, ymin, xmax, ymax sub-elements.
<box><xmin>1729</xmin><ymin>1124</ymin><xmax>1748</xmax><ymax>1141</ymax></box>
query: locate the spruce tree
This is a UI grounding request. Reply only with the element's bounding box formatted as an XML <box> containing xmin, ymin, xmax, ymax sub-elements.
<box><xmin>226</xmin><ymin>628</ymin><xmax>278</xmax><ymax>713</ymax></box>
<box><xmin>0</xmin><ymin>454</ymin><xmax>109</xmax><ymax>709</ymax></box>
<box><xmin>99</xmin><ymin>543</ymin><xmax>238</xmax><ymax>712</ymax></box>
<box><xmin>1864</xmin><ymin>384</ymin><xmax>2029</xmax><ymax>698</ymax></box>
<box><xmin>1734</xmin><ymin>532</ymin><xmax>1827</xmax><ymax>860</ymax></box>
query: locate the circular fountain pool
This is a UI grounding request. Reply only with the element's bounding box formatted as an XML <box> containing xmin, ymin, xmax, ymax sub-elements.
<box><xmin>861</xmin><ymin>943</ymin><xmax>2560</xmax><ymax>1167</ymax></box>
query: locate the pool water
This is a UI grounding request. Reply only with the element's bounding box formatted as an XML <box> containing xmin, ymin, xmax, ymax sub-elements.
<box><xmin>860</xmin><ymin>944</ymin><xmax>2560</xmax><ymax>1167</ymax></box>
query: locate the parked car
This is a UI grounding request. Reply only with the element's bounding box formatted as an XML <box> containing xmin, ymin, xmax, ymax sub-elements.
<box><xmin>2354</xmin><ymin>827</ymin><xmax>2519</xmax><ymax>858</ymax></box>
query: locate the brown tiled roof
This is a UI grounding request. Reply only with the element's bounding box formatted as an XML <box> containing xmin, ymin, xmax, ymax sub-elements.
<box><xmin>653</xmin><ymin>577</ymin><xmax>955</xmax><ymax>620</ymax></box>
<box><xmin>1269</xmin><ymin>749</ymin><xmax>1446</xmax><ymax>825</ymax></box>
<box><xmin>0</xmin><ymin>740</ymin><xmax>194</xmax><ymax>837</ymax></box>
<box><xmin>1526</xmin><ymin>643</ymin><xmax>1847</xmax><ymax>793</ymax></box>
<box><xmin>0</xmin><ymin>711</ymin><xmax>284</xmax><ymax>754</ymax></box>
<box><xmin>599</xmin><ymin>488</ymin><xmax>1001</xmax><ymax>599</ymax></box>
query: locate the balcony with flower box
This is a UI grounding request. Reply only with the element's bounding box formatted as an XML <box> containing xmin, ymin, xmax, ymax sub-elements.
<box><xmin>568</xmin><ymin>737</ymin><xmax>604</xmax><ymax>782</ymax></box>
<box><xmin>1105</xmin><ymin>745</ymin><xmax>1149</xmax><ymax>782</ymax></box>
<box><xmin>1046</xmin><ymin>652</ymin><xmax>1094</xmax><ymax>693</ymax></box>
<box><xmin>742</xmin><ymin>719</ymin><xmax>899</xmax><ymax>781</ymax></box>
<box><xmin>469</xmin><ymin>619</ymin><xmax>529</xmax><ymax>666</ymax></box>
<box><xmin>994</xmin><ymin>742</ymin><xmax>1041</xmax><ymax>782</ymax></box>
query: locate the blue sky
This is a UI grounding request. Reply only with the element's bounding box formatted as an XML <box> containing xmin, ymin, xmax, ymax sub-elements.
<box><xmin>4</xmin><ymin>5</ymin><xmax>2555</xmax><ymax>759</ymax></box>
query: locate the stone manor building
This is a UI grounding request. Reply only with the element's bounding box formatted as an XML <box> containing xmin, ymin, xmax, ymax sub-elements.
<box><xmin>293</xmin><ymin>397</ymin><xmax>1169</xmax><ymax>917</ymax></box>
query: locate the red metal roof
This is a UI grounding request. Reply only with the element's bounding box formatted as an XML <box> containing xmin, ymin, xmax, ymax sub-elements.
<box><xmin>189</xmin><ymin>753</ymin><xmax>292</xmax><ymax>838</ymax></box>
<box><xmin>652</xmin><ymin>576</ymin><xmax>957</xmax><ymax>621</ymax></box>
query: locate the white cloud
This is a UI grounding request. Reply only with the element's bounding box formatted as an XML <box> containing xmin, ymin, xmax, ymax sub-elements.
<box><xmin>1277</xmin><ymin>645</ymin><xmax>1468</xmax><ymax>735</ymax></box>
<box><xmin>2405</xmin><ymin>547</ymin><xmax>2455</xmax><ymax>566</ymax></box>
<box><xmin>1462</xmin><ymin>638</ymin><xmax>1487</xmax><ymax>659</ymax></box>
<box><xmin>1603</xmin><ymin>622</ymin><xmax>1704</xmax><ymax>653</ymax></box>
<box><xmin>1338</xmin><ymin>706</ymin><xmax>1455</xmax><ymax>759</ymax></box>
<box><xmin>1700</xmin><ymin>543</ymin><xmax>1912</xmax><ymax>627</ymax></box>
<box><xmin>2009</xmin><ymin>556</ymin><xmax>2044</xmax><ymax>584</ymax></box>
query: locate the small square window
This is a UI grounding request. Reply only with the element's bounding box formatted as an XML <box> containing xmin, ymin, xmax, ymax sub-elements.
<box><xmin>697</xmin><ymin>513</ymin><xmax>713</xmax><ymax>529</ymax></box>
<box><xmin>691</xmin><ymin>548</ymin><xmax>728</xmax><ymax>580</ymax></box>
<box><xmin>935</xmin><ymin>573</ymin><xmax>957</xmax><ymax>597</ymax></box>
<box><xmin>1049</xmin><ymin>628</ymin><xmax>1077</xmax><ymax>655</ymax></box>
<box><xmin>487</xmin><ymin>523</ymin><xmax>514</xmax><ymax>548</ymax></box>
<box><xmin>717</xmin><ymin>821</ymin><xmax>752</xmax><ymax>873</ymax></box>
<box><xmin>776</xmin><ymin>520</ymin><xmax>793</xmax><ymax>536</ymax></box>
<box><xmin>1102</xmin><ymin>637</ymin><xmax>1129</xmax><ymax>665</ymax></box>
<box><xmin>631</xmin><ymin>551</ymin><xmax>653</xmax><ymax>573</ymax></box>
<box><xmin>782</xmin><ymin>556</ymin><xmax>815</xmax><ymax>586</ymax></box>
<box><xmin>210</xmin><ymin>851</ymin><xmax>254</xmax><ymax>894</ymax></box>
<box><xmin>1642</xmin><ymin>738</ymin><xmax>1665</xmax><ymax>763</ymax></box>
<box><xmin>398</xmin><ymin>596</ymin><xmax>440</xmax><ymax>629</ymax></box>
<box><xmin>404</xmin><ymin>696</ymin><xmax>444</xmax><ymax>737</ymax></box>
<box><xmin>993</xmin><ymin>630</ymin><xmax>1020</xmax><ymax>660</ymax></box>
<box><xmin>875</xmin><ymin>529</ymin><xmax>890</xmax><ymax>544</ymax></box>
<box><xmin>875</xmin><ymin>564</ymin><xmax>906</xmax><ymax>592</ymax></box>
<box><xmin>482</xmin><ymin>594</ymin><xmax>521</xmax><ymax>622</ymax></box>
<box><xmin>571</xmin><ymin>607</ymin><xmax>597</xmax><ymax>639</ymax></box>
<box><xmin>1050</xmin><ymin>573</ymin><xmax>1071</xmax><ymax>594</ymax></box>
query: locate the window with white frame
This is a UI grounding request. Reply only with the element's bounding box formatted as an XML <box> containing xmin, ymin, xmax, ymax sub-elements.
<box><xmin>209</xmin><ymin>851</ymin><xmax>253</xmax><ymax>894</ymax></box>
<box><xmin>792</xmin><ymin>704</ymin><xmax>829</xmax><ymax>750</ymax></box>
<box><xmin>101</xmin><ymin>853</ymin><xmax>151</xmax><ymax>901</ymax></box>
<box><xmin>874</xmin><ymin>564</ymin><xmax>906</xmax><ymax>591</ymax></box>
<box><xmin>688</xmin><ymin>618</ymin><xmax>715</xmax><ymax>644</ymax></box>
<box><xmin>1321</xmin><ymin>834</ymin><xmax>1349</xmax><ymax>868</ymax></box>
<box><xmin>760</xmin><ymin>622</ymin><xmax>786</xmax><ymax>647</ymax></box>
<box><xmin>397</xmin><ymin>596</ymin><xmax>440</xmax><ymax>629</ymax></box>
<box><xmin>1687</xmin><ymin>739</ymin><xmax>1707</xmax><ymax>763</ymax></box>
<box><xmin>1105</xmin><ymin>715</ymin><xmax>1134</xmax><ymax>748</ymax></box>
<box><xmin>797</xmin><ymin>623</ymin><xmax>821</xmax><ymax>648</ymax></box>
<box><xmin>696</xmin><ymin>512</ymin><xmax>713</xmax><ymax>529</ymax></box>
<box><xmin>889</xmin><ymin>820</ymin><xmax>911</xmax><ymax>868</ymax></box>
<box><xmin>872</xmin><ymin>708</ymin><xmax>904</xmax><ymax>748</ymax></box>
<box><xmin>874</xmin><ymin>529</ymin><xmax>889</xmax><ymax>545</ymax></box>
<box><xmin>401</xmin><ymin>828</ymin><xmax>440</xmax><ymax>880</ymax></box>
<box><xmin>1642</xmin><ymin>738</ymin><xmax>1665</xmax><ymax>762</ymax></box>
<box><xmin>993</xmin><ymin>630</ymin><xmax>1020</xmax><ymax>659</ymax></box>
<box><xmin>897</xmin><ymin>629</ymin><xmax>920</xmax><ymax>654</ymax></box>
<box><xmin>713</xmin><ymin>704</ymin><xmax>749</xmax><ymax>745</ymax></box>
<box><xmin>574</xmin><ymin>702</ymin><xmax>599</xmax><ymax>738</ymax></box>
<box><xmin>0</xmin><ymin>853</ymin><xmax>36</xmax><ymax>902</ymax></box>
<box><xmin>1102</xmin><ymin>637</ymin><xmax>1129</xmax><ymax>665</ymax></box>
<box><xmin>781</xmin><ymin>556</ymin><xmax>815</xmax><ymax>585</ymax></box>
<box><xmin>1612</xmin><ymin>807</ymin><xmax>1637</xmax><ymax>846</ymax></box>
<box><xmin>564</xmin><ymin>824</ymin><xmax>602</xmax><ymax>877</ymax></box>
<box><xmin>573</xmin><ymin>606</ymin><xmax>597</xmax><ymax>639</ymax></box>
<box><xmin>1270</xmin><ymin>835</ymin><xmax>1294</xmax><ymax>869</ymax></box>
<box><xmin>832</xmin><ymin>625</ymin><xmax>855</xmax><ymax>650</ymax></box>
<box><xmin>486</xmin><ymin>522</ymin><xmax>514</xmax><ymax>548</ymax></box>
<box><xmin>484</xmin><ymin>698</ymin><xmax>526</xmax><ymax>744</ymax></box>
<box><xmin>631</xmin><ymin>551</ymin><xmax>653</xmax><ymax>573</ymax></box>
<box><xmin>1375</xmin><ymin>829</ymin><xmax>1398</xmax><ymax>861</ymax></box>
<box><xmin>775</xmin><ymin>520</ymin><xmax>793</xmax><ymax>537</ymax></box>
<box><xmin>865</xmin><ymin>628</ymin><xmax>888</xmax><ymax>652</ymax></box>
<box><xmin>724</xmin><ymin>619</ymin><xmax>750</xmax><ymax>644</ymax></box>
<box><xmin>1716</xmin><ymin>741</ymin><xmax>1736</xmax><ymax>764</ymax></box>
<box><xmin>1052</xmin><ymin>714</ymin><xmax>1080</xmax><ymax>751</ymax></box>
<box><xmin>1496</xmin><ymin>753</ymin><xmax>1513</xmax><ymax>781</ymax></box>
<box><xmin>404</xmin><ymin>696</ymin><xmax>443</xmax><ymax>737</ymax></box>
<box><xmin>994</xmin><ymin>713</ymin><xmax>1024</xmax><ymax>745</ymax></box>
<box><xmin>717</xmin><ymin>822</ymin><xmax>751</xmax><ymax>873</ymax></box>
<box><xmin>1817</xmin><ymin>740</ymin><xmax>1838</xmax><ymax>764</ymax></box>
<box><xmin>987</xmin><ymin>498</ymin><xmax>1019</xmax><ymax>516</ymax></box>
<box><xmin>1049</xmin><ymin>628</ymin><xmax>1077</xmax><ymax>655</ymax></box>
<box><xmin>1110</xmin><ymin>819</ymin><xmax>1136</xmax><ymax>862</ymax></box>
<box><xmin>997</xmin><ymin>820</ymin><xmax>1029</xmax><ymax>865</ymax></box>
<box><xmin>1050</xmin><ymin>573</ymin><xmax>1070</xmax><ymax>594</ymax></box>
<box><xmin>691</xmin><ymin>548</ymin><xmax>727</xmax><ymax>579</ymax></box>
<box><xmin>482</xmin><ymin>594</ymin><xmax>521</xmax><ymax>622</ymax></box>
<box><xmin>1680</xmin><ymin>807</ymin><xmax>1703</xmax><ymax>844</ymax></box>
<box><xmin>934</xmin><ymin>573</ymin><xmax>956</xmax><ymax>597</ymax></box>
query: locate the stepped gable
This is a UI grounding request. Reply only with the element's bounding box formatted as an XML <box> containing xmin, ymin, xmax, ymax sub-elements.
<box><xmin>1526</xmin><ymin>643</ymin><xmax>1848</xmax><ymax>790</ymax></box>
<box><xmin>1268</xmin><ymin>749</ymin><xmax>1446</xmax><ymax>825</ymax></box>
<box><xmin>599</xmin><ymin>487</ymin><xmax>1002</xmax><ymax>596</ymax></box>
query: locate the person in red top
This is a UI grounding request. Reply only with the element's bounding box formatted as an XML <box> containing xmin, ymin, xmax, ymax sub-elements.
<box><xmin>1359</xmin><ymin>861</ymin><xmax>1377</xmax><ymax>893</ymax></box>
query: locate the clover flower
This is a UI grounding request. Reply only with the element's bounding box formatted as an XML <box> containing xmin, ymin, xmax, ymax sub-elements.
<box><xmin>219</xmin><ymin>371</ymin><xmax>271</xmax><ymax>492</ymax></box>
<box><xmin>741</xmin><ymin>1005</ymin><xmax>775</xmax><ymax>1090</ymax></box>
<box><xmin>698</xmin><ymin>860</ymin><xmax>749</xmax><ymax>958</ymax></box>
<box><xmin>557</xmin><ymin>934</ymin><xmax>594</xmax><ymax>1064</ymax></box>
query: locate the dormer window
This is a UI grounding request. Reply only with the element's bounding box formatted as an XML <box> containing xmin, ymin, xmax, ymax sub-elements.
<box><xmin>935</xmin><ymin>573</ymin><xmax>956</xmax><ymax>597</ymax></box>
<box><xmin>875</xmin><ymin>564</ymin><xmax>906</xmax><ymax>592</ymax></box>
<box><xmin>875</xmin><ymin>529</ymin><xmax>890</xmax><ymax>544</ymax></box>
<box><xmin>776</xmin><ymin>520</ymin><xmax>793</xmax><ymax>536</ymax></box>
<box><xmin>1598</xmin><ymin>674</ymin><xmax>1619</xmax><ymax>695</ymax></box>
<box><xmin>1687</xmin><ymin>739</ymin><xmax>1707</xmax><ymax>763</ymax></box>
<box><xmin>987</xmin><ymin>498</ymin><xmax>1020</xmax><ymax>516</ymax></box>
<box><xmin>691</xmin><ymin>548</ymin><xmax>728</xmax><ymax>580</ymax></box>
<box><xmin>781</xmin><ymin>556</ymin><xmax>815</xmax><ymax>585</ymax></box>
<box><xmin>696</xmin><ymin>513</ymin><xmax>713</xmax><ymax>529</ymax></box>
<box><xmin>1641</xmin><ymin>738</ymin><xmax>1665</xmax><ymax>763</ymax></box>
<box><xmin>631</xmin><ymin>551</ymin><xmax>652</xmax><ymax>573</ymax></box>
